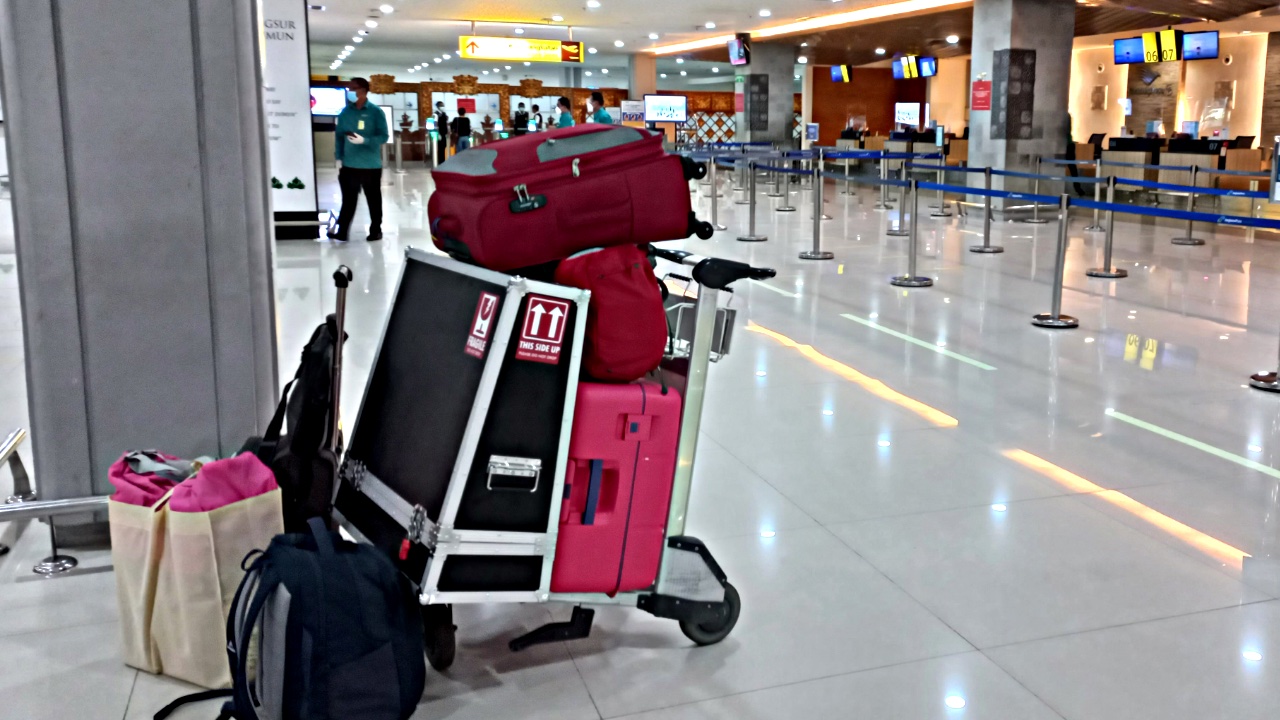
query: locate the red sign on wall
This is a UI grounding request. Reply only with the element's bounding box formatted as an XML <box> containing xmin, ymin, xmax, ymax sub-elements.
<box><xmin>971</xmin><ymin>80</ymin><xmax>993</xmax><ymax>111</ymax></box>
<box><xmin>457</xmin><ymin>98</ymin><xmax>477</xmax><ymax>114</ymax></box>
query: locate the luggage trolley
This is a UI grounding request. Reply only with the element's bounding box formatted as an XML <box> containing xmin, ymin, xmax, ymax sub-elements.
<box><xmin>333</xmin><ymin>246</ymin><xmax>776</xmax><ymax>671</ymax></box>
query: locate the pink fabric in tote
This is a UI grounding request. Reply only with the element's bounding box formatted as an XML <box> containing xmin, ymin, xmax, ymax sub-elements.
<box><xmin>108</xmin><ymin>452</ymin><xmax>184</xmax><ymax>507</ymax></box>
<box><xmin>168</xmin><ymin>453</ymin><xmax>279</xmax><ymax>513</ymax></box>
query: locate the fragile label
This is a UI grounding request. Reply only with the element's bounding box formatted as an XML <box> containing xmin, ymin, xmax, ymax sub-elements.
<box><xmin>515</xmin><ymin>295</ymin><xmax>569</xmax><ymax>365</ymax></box>
<box><xmin>465</xmin><ymin>292</ymin><xmax>500</xmax><ymax>359</ymax></box>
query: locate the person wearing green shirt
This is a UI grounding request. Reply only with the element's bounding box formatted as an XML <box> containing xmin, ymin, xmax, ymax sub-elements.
<box><xmin>588</xmin><ymin>91</ymin><xmax>613</xmax><ymax>124</ymax></box>
<box><xmin>331</xmin><ymin>77</ymin><xmax>389</xmax><ymax>242</ymax></box>
<box><xmin>556</xmin><ymin>96</ymin><xmax>575</xmax><ymax>128</ymax></box>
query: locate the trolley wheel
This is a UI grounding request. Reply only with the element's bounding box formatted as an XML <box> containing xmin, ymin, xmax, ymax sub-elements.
<box><xmin>679</xmin><ymin>583</ymin><xmax>741</xmax><ymax>646</ymax></box>
<box><xmin>422</xmin><ymin>604</ymin><xmax>457</xmax><ymax>671</ymax></box>
<box><xmin>682</xmin><ymin>157</ymin><xmax>709</xmax><ymax>181</ymax></box>
<box><xmin>694</xmin><ymin>221</ymin><xmax>715</xmax><ymax>240</ymax></box>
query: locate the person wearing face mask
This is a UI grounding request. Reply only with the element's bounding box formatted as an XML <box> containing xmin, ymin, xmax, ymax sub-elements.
<box><xmin>332</xmin><ymin>77</ymin><xmax>389</xmax><ymax>242</ymax></box>
<box><xmin>556</xmin><ymin>96</ymin><xmax>575</xmax><ymax>128</ymax></box>
<box><xmin>587</xmin><ymin>91</ymin><xmax>613</xmax><ymax>124</ymax></box>
<box><xmin>513</xmin><ymin>102</ymin><xmax>530</xmax><ymax>137</ymax></box>
<box><xmin>433</xmin><ymin>101</ymin><xmax>449</xmax><ymax>163</ymax></box>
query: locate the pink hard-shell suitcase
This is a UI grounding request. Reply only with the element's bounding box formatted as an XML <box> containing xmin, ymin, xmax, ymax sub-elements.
<box><xmin>550</xmin><ymin>380</ymin><xmax>682</xmax><ymax>595</ymax></box>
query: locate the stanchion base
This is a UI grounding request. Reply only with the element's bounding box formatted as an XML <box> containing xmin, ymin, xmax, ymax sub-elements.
<box><xmin>800</xmin><ymin>251</ymin><xmax>835</xmax><ymax>260</ymax></box>
<box><xmin>1084</xmin><ymin>225</ymin><xmax>1105</xmax><ymax>233</ymax></box>
<box><xmin>734</xmin><ymin>199</ymin><xmax>751</xmax><ymax>205</ymax></box>
<box><xmin>1020</xmin><ymin>218</ymin><xmax>1051</xmax><ymax>225</ymax></box>
<box><xmin>713</xmin><ymin>224</ymin><xmax>727</xmax><ymax>231</ymax></box>
<box><xmin>821</xmin><ymin>214</ymin><xmax>833</xmax><ymax>220</ymax></box>
<box><xmin>1086</xmin><ymin>268</ymin><xmax>1128</xmax><ymax>278</ymax></box>
<box><xmin>890</xmin><ymin>276</ymin><xmax>933</xmax><ymax>287</ymax></box>
<box><xmin>873</xmin><ymin>203</ymin><xmax>894</xmax><ymax>210</ymax></box>
<box><xmin>885</xmin><ymin>227</ymin><xmax>910</xmax><ymax>237</ymax></box>
<box><xmin>33</xmin><ymin>555</ymin><xmax>78</xmax><ymax>576</ymax></box>
<box><xmin>930</xmin><ymin>210</ymin><xmax>953</xmax><ymax>218</ymax></box>
<box><xmin>1249</xmin><ymin>373</ymin><xmax>1280</xmax><ymax>392</ymax></box>
<box><xmin>738</xmin><ymin>235</ymin><xmax>768</xmax><ymax>243</ymax></box>
<box><xmin>776</xmin><ymin>206</ymin><xmax>797</xmax><ymax>213</ymax></box>
<box><xmin>969</xmin><ymin>245</ymin><xmax>1005</xmax><ymax>254</ymax></box>
<box><xmin>1031</xmin><ymin>313</ymin><xmax>1079</xmax><ymax>329</ymax></box>
<box><xmin>704</xmin><ymin>192</ymin><xmax>724</xmax><ymax>199</ymax></box>
<box><xmin>1171</xmin><ymin>237</ymin><xmax>1206</xmax><ymax>246</ymax></box>
<box><xmin>698</xmin><ymin>180</ymin><xmax>712</xmax><ymax>187</ymax></box>
<box><xmin>766</xmin><ymin>192</ymin><xmax>785</xmax><ymax>198</ymax></box>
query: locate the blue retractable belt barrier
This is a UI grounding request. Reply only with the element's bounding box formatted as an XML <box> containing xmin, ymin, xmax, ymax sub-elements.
<box><xmin>1198</xmin><ymin>167</ymin><xmax>1271</xmax><ymax>179</ymax></box>
<box><xmin>1099</xmin><ymin>160</ymin><xmax>1192</xmax><ymax>171</ymax></box>
<box><xmin>991</xmin><ymin>168</ymin><xmax>1107</xmax><ymax>184</ymax></box>
<box><xmin>819</xmin><ymin>170</ymin><xmax>908</xmax><ymax>188</ymax></box>
<box><xmin>757</xmin><ymin>163</ymin><xmax>812</xmax><ymax>175</ymax></box>
<box><xmin>1073</xmin><ymin>198</ymin><xmax>1280</xmax><ymax>230</ymax></box>
<box><xmin>1115</xmin><ymin>177</ymin><xmax>1268</xmax><ymax>199</ymax></box>
<box><xmin>915</xmin><ymin>181</ymin><xmax>1057</xmax><ymax>204</ymax></box>
<box><xmin>1039</xmin><ymin>158</ymin><xmax>1095</xmax><ymax>166</ymax></box>
<box><xmin>824</xmin><ymin>151</ymin><xmax>943</xmax><ymax>161</ymax></box>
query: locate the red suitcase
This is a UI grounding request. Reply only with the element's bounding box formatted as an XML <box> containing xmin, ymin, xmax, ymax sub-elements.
<box><xmin>428</xmin><ymin>125</ymin><xmax>712</xmax><ymax>271</ymax></box>
<box><xmin>554</xmin><ymin>245</ymin><xmax>668</xmax><ymax>382</ymax></box>
<box><xmin>550</xmin><ymin>380</ymin><xmax>682</xmax><ymax>595</ymax></box>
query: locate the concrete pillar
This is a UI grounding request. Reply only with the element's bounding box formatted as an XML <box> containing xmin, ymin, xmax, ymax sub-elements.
<box><xmin>0</xmin><ymin>0</ymin><xmax>278</xmax><ymax>501</ymax></box>
<box><xmin>629</xmin><ymin>54</ymin><xmax>657</xmax><ymax>99</ymax></box>
<box><xmin>968</xmin><ymin>0</ymin><xmax>1075</xmax><ymax>174</ymax></box>
<box><xmin>801</xmin><ymin>65</ymin><xmax>816</xmax><ymax>150</ymax></box>
<box><xmin>564</xmin><ymin>66</ymin><xmax>583</xmax><ymax>88</ymax></box>
<box><xmin>743</xmin><ymin>43</ymin><xmax>797</xmax><ymax>146</ymax></box>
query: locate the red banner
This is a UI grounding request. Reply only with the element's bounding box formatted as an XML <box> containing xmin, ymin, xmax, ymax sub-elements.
<box><xmin>971</xmin><ymin>80</ymin><xmax>992</xmax><ymax>112</ymax></box>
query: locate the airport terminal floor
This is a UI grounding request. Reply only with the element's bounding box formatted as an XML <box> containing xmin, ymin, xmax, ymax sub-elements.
<box><xmin>4</xmin><ymin>165</ymin><xmax>1280</xmax><ymax>718</ymax></box>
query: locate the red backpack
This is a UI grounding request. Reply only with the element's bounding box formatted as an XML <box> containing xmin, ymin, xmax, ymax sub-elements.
<box><xmin>554</xmin><ymin>245</ymin><xmax>668</xmax><ymax>382</ymax></box>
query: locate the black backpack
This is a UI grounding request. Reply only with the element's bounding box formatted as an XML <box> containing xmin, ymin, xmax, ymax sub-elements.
<box><xmin>155</xmin><ymin>519</ymin><xmax>426</xmax><ymax>720</ymax></box>
<box><xmin>245</xmin><ymin>316</ymin><xmax>342</xmax><ymax>532</ymax></box>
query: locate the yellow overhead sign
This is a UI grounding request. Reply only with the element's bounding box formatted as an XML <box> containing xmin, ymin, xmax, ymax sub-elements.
<box><xmin>458</xmin><ymin>36</ymin><xmax>584</xmax><ymax>63</ymax></box>
<box><xmin>1141</xmin><ymin>29</ymin><xmax>1181</xmax><ymax>63</ymax></box>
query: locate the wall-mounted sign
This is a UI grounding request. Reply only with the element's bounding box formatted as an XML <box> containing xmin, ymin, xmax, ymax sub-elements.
<box><xmin>261</xmin><ymin>0</ymin><xmax>318</xmax><ymax>238</ymax></box>
<box><xmin>970</xmin><ymin>80</ymin><xmax>992</xmax><ymax>111</ymax></box>
<box><xmin>894</xmin><ymin>102</ymin><xmax>921</xmax><ymax>127</ymax></box>
<box><xmin>458</xmin><ymin>36</ymin><xmax>583</xmax><ymax>63</ymax></box>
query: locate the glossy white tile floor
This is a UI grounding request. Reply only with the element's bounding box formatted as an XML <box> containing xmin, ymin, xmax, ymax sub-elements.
<box><xmin>5</xmin><ymin>165</ymin><xmax>1280</xmax><ymax>718</ymax></box>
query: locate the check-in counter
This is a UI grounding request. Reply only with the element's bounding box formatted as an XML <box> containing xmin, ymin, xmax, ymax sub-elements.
<box><xmin>884</xmin><ymin>139</ymin><xmax>912</xmax><ymax>172</ymax></box>
<box><xmin>1157</xmin><ymin>152</ymin><xmax>1216</xmax><ymax>190</ymax></box>
<box><xmin>945</xmin><ymin>139</ymin><xmax>968</xmax><ymax>167</ymax></box>
<box><xmin>1102</xmin><ymin>138</ymin><xmax>1162</xmax><ymax>185</ymax></box>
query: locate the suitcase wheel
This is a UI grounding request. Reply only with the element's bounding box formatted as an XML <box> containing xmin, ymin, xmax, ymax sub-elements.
<box><xmin>682</xmin><ymin>156</ymin><xmax>708</xmax><ymax>181</ymax></box>
<box><xmin>692</xmin><ymin>219</ymin><xmax>715</xmax><ymax>240</ymax></box>
<box><xmin>422</xmin><ymin>604</ymin><xmax>457</xmax><ymax>671</ymax></box>
<box><xmin>679</xmin><ymin>582</ymin><xmax>741</xmax><ymax>646</ymax></box>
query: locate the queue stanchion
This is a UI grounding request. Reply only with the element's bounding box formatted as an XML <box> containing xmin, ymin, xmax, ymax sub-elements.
<box><xmin>886</xmin><ymin>164</ymin><xmax>910</xmax><ymax>237</ymax></box>
<box><xmin>930</xmin><ymin>165</ymin><xmax>952</xmax><ymax>218</ymax></box>
<box><xmin>875</xmin><ymin>157</ymin><xmax>893</xmax><ymax>209</ymax></box>
<box><xmin>816</xmin><ymin>150</ymin><xmax>832</xmax><ymax>220</ymax></box>
<box><xmin>1086</xmin><ymin>176</ymin><xmax>1127</xmax><ymax>279</ymax></box>
<box><xmin>708</xmin><ymin>158</ymin><xmax>727</xmax><ymax>232</ymax></box>
<box><xmin>394</xmin><ymin>135</ymin><xmax>406</xmax><ymax>175</ymax></box>
<box><xmin>890</xmin><ymin>180</ymin><xmax>932</xmax><ymax>287</ymax></box>
<box><xmin>1249</xmin><ymin>179</ymin><xmax>1261</xmax><ymax>243</ymax></box>
<box><xmin>738</xmin><ymin>160</ymin><xmax>768</xmax><ymax>243</ymax></box>
<box><xmin>734</xmin><ymin>158</ymin><xmax>752</xmax><ymax>205</ymax></box>
<box><xmin>1032</xmin><ymin>194</ymin><xmax>1079</xmax><ymax>329</ymax></box>
<box><xmin>766</xmin><ymin>160</ymin><xmax>785</xmax><ymax>198</ymax></box>
<box><xmin>841</xmin><ymin>155</ymin><xmax>852</xmax><ymax>195</ymax></box>
<box><xmin>970</xmin><ymin>166</ymin><xmax>1004</xmax><ymax>254</ymax></box>
<box><xmin>1171</xmin><ymin>165</ymin><xmax>1204</xmax><ymax>246</ymax></box>
<box><xmin>1022</xmin><ymin>157</ymin><xmax>1050</xmax><ymax>225</ymax></box>
<box><xmin>800</xmin><ymin>163</ymin><xmax>835</xmax><ymax>261</ymax></box>
<box><xmin>776</xmin><ymin>162</ymin><xmax>798</xmax><ymax>212</ymax></box>
<box><xmin>1085</xmin><ymin>159</ymin><xmax>1105</xmax><ymax>231</ymax></box>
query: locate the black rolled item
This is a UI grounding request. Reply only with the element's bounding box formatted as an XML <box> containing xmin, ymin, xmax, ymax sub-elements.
<box><xmin>682</xmin><ymin>156</ymin><xmax>708</xmax><ymax>181</ymax></box>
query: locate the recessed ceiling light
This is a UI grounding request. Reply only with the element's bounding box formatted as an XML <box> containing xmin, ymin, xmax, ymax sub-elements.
<box><xmin>614</xmin><ymin>40</ymin><xmax>625</xmax><ymax>47</ymax></box>
<box><xmin>493</xmin><ymin>67</ymin><xmax>500</xmax><ymax>72</ymax></box>
<box><xmin>660</xmin><ymin>73</ymin><xmax>668</xmax><ymax>77</ymax></box>
<box><xmin>945</xmin><ymin>696</ymin><xmax>966</xmax><ymax>710</ymax></box>
<box><xmin>1243</xmin><ymin>30</ymin><xmax>1253</xmax><ymax>34</ymax></box>
<box><xmin>482</xmin><ymin>70</ymin><xmax>490</xmax><ymax>75</ymax></box>
<box><xmin>946</xmin><ymin>34</ymin><xmax>960</xmax><ymax>44</ymax></box>
<box><xmin>379</xmin><ymin>4</ymin><xmax>394</xmax><ymax>13</ymax></box>
<box><xmin>1243</xmin><ymin>650</ymin><xmax>1263</xmax><ymax>662</ymax></box>
<box><xmin>680</xmin><ymin>70</ymin><xmax>687</xmax><ymax>76</ymax></box>
<box><xmin>443</xmin><ymin>54</ymin><xmax>452</xmax><ymax>59</ymax></box>
<box><xmin>524</xmin><ymin>61</ymin><xmax>531</xmax><ymax>66</ymax></box>
<box><xmin>601</xmin><ymin>68</ymin><xmax>609</xmax><ymax>73</ymax></box>
<box><xmin>505</xmin><ymin>65</ymin><xmax>512</xmax><ymax>69</ymax></box>
<box><xmin>798</xmin><ymin>56</ymin><xmax>808</xmax><ymax>63</ymax></box>
<box><xmin>352</xmin><ymin>36</ymin><xmax>363</xmax><ymax>42</ymax></box>
<box><xmin>676</xmin><ymin>57</ymin><xmax>684</xmax><ymax>63</ymax></box>
<box><xmin>434</xmin><ymin>57</ymin><xmax>442</xmax><ymax>62</ymax></box>
<box><xmin>588</xmin><ymin>47</ymin><xmax>598</xmax><ymax>54</ymax></box>
<box><xmin>414</xmin><ymin>64</ymin><xmax>422</xmax><ymax>69</ymax></box>
<box><xmin>344</xmin><ymin>45</ymin><xmax>354</xmax><ymax>50</ymax></box>
<box><xmin>800</xmin><ymin>42</ymin><xmax>808</xmax><ymax>47</ymax></box>
<box><xmin>585</xmin><ymin>70</ymin><xmax>594</xmax><ymax>76</ymax></box>
<box><xmin>587</xmin><ymin>0</ymin><xmax>601</xmax><ymax>7</ymax></box>
<box><xmin>364</xmin><ymin>19</ymin><xmax>378</xmax><ymax>28</ymax></box>
<box><xmin>992</xmin><ymin>503</ymin><xmax>1007</xmax><ymax>512</ymax></box>
<box><xmin>712</xmin><ymin>67</ymin><xmax>719</xmax><ymax>72</ymax></box>
<box><xmin>515</xmin><ymin>28</ymin><xmax>524</xmax><ymax>34</ymax></box>
<box><xmin>759</xmin><ymin>9</ymin><xmax>772</xmax><ymax>17</ymax></box>
<box><xmin>705</xmin><ymin>21</ymin><xmax>716</xmax><ymax>29</ymax></box>
<box><xmin>551</xmin><ymin>14</ymin><xmax>564</xmax><ymax>21</ymax></box>
<box><xmin>649</xmin><ymin>32</ymin><xmax>660</xmax><ymax>40</ymax></box>
<box><xmin>357</xmin><ymin>29</ymin><xmax>368</xmax><ymax>35</ymax></box>
<box><xmin>875</xmin><ymin>47</ymin><xmax>886</xmax><ymax>55</ymax></box>
<box><xmin>408</xmin><ymin>68</ymin><xmax>415</xmax><ymax>73</ymax></box>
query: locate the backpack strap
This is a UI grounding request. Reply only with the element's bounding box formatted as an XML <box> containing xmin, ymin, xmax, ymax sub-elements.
<box><xmin>309</xmin><ymin>516</ymin><xmax>336</xmax><ymax>555</ymax></box>
<box><xmin>152</xmin><ymin>689</ymin><xmax>232</xmax><ymax>720</ymax></box>
<box><xmin>261</xmin><ymin>378</ymin><xmax>297</xmax><ymax>444</ymax></box>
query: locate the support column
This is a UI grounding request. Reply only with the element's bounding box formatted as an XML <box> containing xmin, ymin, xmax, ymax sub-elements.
<box><xmin>968</xmin><ymin>0</ymin><xmax>1075</xmax><ymax>175</ymax></box>
<box><xmin>801</xmin><ymin>64</ymin><xmax>816</xmax><ymax>150</ymax></box>
<box><xmin>742</xmin><ymin>43</ymin><xmax>797</xmax><ymax>147</ymax></box>
<box><xmin>629</xmin><ymin>54</ymin><xmax>657</xmax><ymax>99</ymax></box>
<box><xmin>0</xmin><ymin>0</ymin><xmax>278</xmax><ymax>501</ymax></box>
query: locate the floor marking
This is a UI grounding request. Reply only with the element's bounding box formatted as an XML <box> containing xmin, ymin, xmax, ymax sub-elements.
<box><xmin>749</xmin><ymin>279</ymin><xmax>799</xmax><ymax>298</ymax></box>
<box><xmin>1104</xmin><ymin>409</ymin><xmax>1280</xmax><ymax>481</ymax></box>
<box><xmin>745</xmin><ymin>322</ymin><xmax>958</xmax><ymax>428</ymax></box>
<box><xmin>841</xmin><ymin>314</ymin><xmax>996</xmax><ymax>371</ymax></box>
<box><xmin>1003</xmin><ymin>449</ymin><xmax>1249</xmax><ymax>569</ymax></box>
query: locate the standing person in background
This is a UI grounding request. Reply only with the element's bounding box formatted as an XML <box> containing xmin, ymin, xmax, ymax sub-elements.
<box><xmin>531</xmin><ymin>104</ymin><xmax>544</xmax><ymax>132</ymax></box>
<box><xmin>433</xmin><ymin>101</ymin><xmax>449</xmax><ymax>162</ymax></box>
<box><xmin>331</xmin><ymin>77</ymin><xmax>389</xmax><ymax>242</ymax></box>
<box><xmin>556</xmin><ymin>96</ymin><xmax>575</xmax><ymax>128</ymax></box>
<box><xmin>451</xmin><ymin>107</ymin><xmax>473</xmax><ymax>151</ymax></box>
<box><xmin>1064</xmin><ymin>112</ymin><xmax>1085</xmax><ymax>196</ymax></box>
<box><xmin>588</xmin><ymin>91</ymin><xmax>613</xmax><ymax>124</ymax></box>
<box><xmin>513</xmin><ymin>102</ymin><xmax>530</xmax><ymax>136</ymax></box>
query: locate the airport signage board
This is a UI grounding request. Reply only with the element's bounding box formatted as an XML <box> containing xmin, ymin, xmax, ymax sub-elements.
<box><xmin>970</xmin><ymin>80</ymin><xmax>992</xmax><ymax>111</ymax></box>
<box><xmin>458</xmin><ymin>36</ymin><xmax>583</xmax><ymax>63</ymax></box>
<box><xmin>261</xmin><ymin>0</ymin><xmax>318</xmax><ymax>231</ymax></box>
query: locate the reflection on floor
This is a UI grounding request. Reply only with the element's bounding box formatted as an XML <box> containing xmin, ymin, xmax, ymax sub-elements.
<box><xmin>4</xmin><ymin>166</ymin><xmax>1280</xmax><ymax>719</ymax></box>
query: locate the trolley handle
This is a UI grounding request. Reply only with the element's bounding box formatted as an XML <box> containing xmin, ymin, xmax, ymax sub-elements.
<box><xmin>651</xmin><ymin>248</ymin><xmax>776</xmax><ymax>290</ymax></box>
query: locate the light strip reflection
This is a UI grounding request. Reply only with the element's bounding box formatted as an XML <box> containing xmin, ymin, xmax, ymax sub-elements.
<box><xmin>745</xmin><ymin>322</ymin><xmax>958</xmax><ymax>428</ymax></box>
<box><xmin>1105</xmin><ymin>409</ymin><xmax>1280</xmax><ymax>480</ymax></box>
<box><xmin>842</xmin><ymin>314</ymin><xmax>996</xmax><ymax>371</ymax></box>
<box><xmin>1002</xmin><ymin>449</ymin><xmax>1250</xmax><ymax>569</ymax></box>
